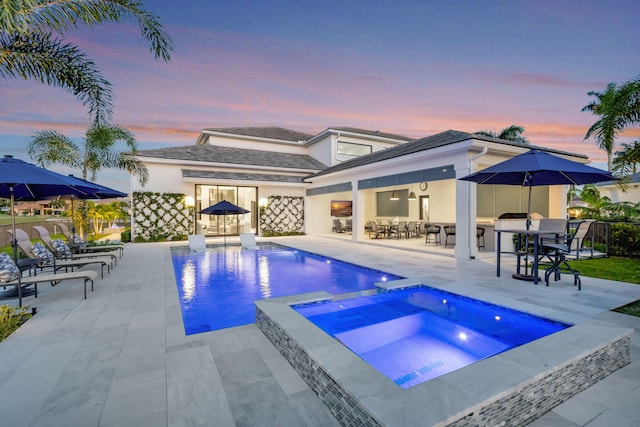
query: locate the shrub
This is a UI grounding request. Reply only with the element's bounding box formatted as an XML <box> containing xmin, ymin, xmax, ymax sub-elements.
<box><xmin>610</xmin><ymin>223</ymin><xmax>640</xmax><ymax>257</ymax></box>
<box><xmin>0</xmin><ymin>305</ymin><xmax>34</xmax><ymax>342</ymax></box>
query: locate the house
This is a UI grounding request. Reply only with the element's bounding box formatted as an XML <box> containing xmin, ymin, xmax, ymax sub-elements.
<box><xmin>132</xmin><ymin>127</ymin><xmax>410</xmax><ymax>239</ymax></box>
<box><xmin>133</xmin><ymin>126</ymin><xmax>590</xmax><ymax>259</ymax></box>
<box><xmin>596</xmin><ymin>172</ymin><xmax>640</xmax><ymax>204</ymax></box>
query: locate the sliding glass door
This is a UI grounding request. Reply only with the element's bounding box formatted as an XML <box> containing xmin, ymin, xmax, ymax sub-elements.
<box><xmin>195</xmin><ymin>184</ymin><xmax>257</xmax><ymax>236</ymax></box>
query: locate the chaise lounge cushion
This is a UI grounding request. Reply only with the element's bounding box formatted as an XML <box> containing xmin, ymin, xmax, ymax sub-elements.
<box><xmin>0</xmin><ymin>253</ymin><xmax>20</xmax><ymax>282</ymax></box>
<box><xmin>31</xmin><ymin>242</ymin><xmax>56</xmax><ymax>265</ymax></box>
<box><xmin>52</xmin><ymin>239</ymin><xmax>73</xmax><ymax>258</ymax></box>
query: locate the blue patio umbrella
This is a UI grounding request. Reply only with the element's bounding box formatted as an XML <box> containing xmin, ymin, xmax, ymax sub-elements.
<box><xmin>459</xmin><ymin>149</ymin><xmax>616</xmax><ymax>229</ymax></box>
<box><xmin>200</xmin><ymin>200</ymin><xmax>250</xmax><ymax>247</ymax></box>
<box><xmin>0</xmin><ymin>155</ymin><xmax>100</xmax><ymax>264</ymax></box>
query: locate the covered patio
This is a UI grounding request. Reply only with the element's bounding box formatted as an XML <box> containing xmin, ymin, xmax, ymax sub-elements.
<box><xmin>304</xmin><ymin>131</ymin><xmax>572</xmax><ymax>259</ymax></box>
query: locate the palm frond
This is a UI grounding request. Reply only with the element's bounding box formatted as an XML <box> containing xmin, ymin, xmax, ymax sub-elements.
<box><xmin>4</xmin><ymin>0</ymin><xmax>173</xmax><ymax>61</ymax></box>
<box><xmin>117</xmin><ymin>152</ymin><xmax>149</xmax><ymax>186</ymax></box>
<box><xmin>0</xmin><ymin>32</ymin><xmax>113</xmax><ymax>123</ymax></box>
<box><xmin>28</xmin><ymin>129</ymin><xmax>82</xmax><ymax>168</ymax></box>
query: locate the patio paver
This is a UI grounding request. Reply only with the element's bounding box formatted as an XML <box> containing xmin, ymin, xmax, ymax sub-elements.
<box><xmin>0</xmin><ymin>235</ymin><xmax>638</xmax><ymax>426</ymax></box>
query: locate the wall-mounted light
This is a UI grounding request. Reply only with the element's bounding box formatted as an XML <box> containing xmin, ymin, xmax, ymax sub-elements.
<box><xmin>259</xmin><ymin>198</ymin><xmax>268</xmax><ymax>207</ymax></box>
<box><xmin>389</xmin><ymin>190</ymin><xmax>399</xmax><ymax>201</ymax></box>
<box><xmin>184</xmin><ymin>196</ymin><xmax>195</xmax><ymax>207</ymax></box>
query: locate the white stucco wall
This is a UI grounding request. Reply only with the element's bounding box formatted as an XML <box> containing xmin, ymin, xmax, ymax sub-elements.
<box><xmin>598</xmin><ymin>184</ymin><xmax>640</xmax><ymax>204</ymax></box>
<box><xmin>201</xmin><ymin>133</ymin><xmax>308</xmax><ymax>154</ymax></box>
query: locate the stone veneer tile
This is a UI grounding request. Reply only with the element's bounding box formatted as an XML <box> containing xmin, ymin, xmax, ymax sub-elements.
<box><xmin>256</xmin><ymin>293</ymin><xmax>632</xmax><ymax>427</ymax></box>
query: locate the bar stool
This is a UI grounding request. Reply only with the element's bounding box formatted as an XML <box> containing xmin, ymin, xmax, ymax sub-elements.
<box><xmin>443</xmin><ymin>225</ymin><xmax>456</xmax><ymax>247</ymax></box>
<box><xmin>425</xmin><ymin>224</ymin><xmax>441</xmax><ymax>245</ymax></box>
<box><xmin>477</xmin><ymin>227</ymin><xmax>485</xmax><ymax>249</ymax></box>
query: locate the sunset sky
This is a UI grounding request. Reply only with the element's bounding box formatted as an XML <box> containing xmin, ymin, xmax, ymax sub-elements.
<box><xmin>1</xmin><ymin>0</ymin><xmax>639</xmax><ymax>191</ymax></box>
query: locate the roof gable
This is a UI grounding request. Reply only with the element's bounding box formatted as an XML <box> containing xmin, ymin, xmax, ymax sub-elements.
<box><xmin>202</xmin><ymin>127</ymin><xmax>313</xmax><ymax>143</ymax></box>
<box><xmin>305</xmin><ymin>130</ymin><xmax>588</xmax><ymax>179</ymax></box>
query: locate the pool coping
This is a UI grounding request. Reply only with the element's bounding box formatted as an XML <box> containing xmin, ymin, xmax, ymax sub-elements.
<box><xmin>255</xmin><ymin>278</ymin><xmax>633</xmax><ymax>426</ymax></box>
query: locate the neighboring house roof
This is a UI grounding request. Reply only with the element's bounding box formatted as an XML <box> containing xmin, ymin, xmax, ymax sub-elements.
<box><xmin>200</xmin><ymin>127</ymin><xmax>314</xmax><ymax>143</ymax></box>
<box><xmin>304</xmin><ymin>130</ymin><xmax>588</xmax><ymax>179</ymax></box>
<box><xmin>596</xmin><ymin>172</ymin><xmax>639</xmax><ymax>187</ymax></box>
<box><xmin>182</xmin><ymin>169</ymin><xmax>305</xmax><ymax>184</ymax></box>
<box><xmin>136</xmin><ymin>144</ymin><xmax>327</xmax><ymax>171</ymax></box>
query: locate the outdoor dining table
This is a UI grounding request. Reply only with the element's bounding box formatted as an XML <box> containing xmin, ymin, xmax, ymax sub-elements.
<box><xmin>494</xmin><ymin>228</ymin><xmax>545</xmax><ymax>285</ymax></box>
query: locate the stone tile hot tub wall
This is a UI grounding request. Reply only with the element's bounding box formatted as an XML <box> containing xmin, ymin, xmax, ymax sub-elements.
<box><xmin>255</xmin><ymin>289</ymin><xmax>632</xmax><ymax>427</ymax></box>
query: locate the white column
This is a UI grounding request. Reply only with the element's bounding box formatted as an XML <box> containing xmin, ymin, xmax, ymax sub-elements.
<box><xmin>352</xmin><ymin>181</ymin><xmax>364</xmax><ymax>242</ymax></box>
<box><xmin>455</xmin><ymin>160</ymin><xmax>476</xmax><ymax>259</ymax></box>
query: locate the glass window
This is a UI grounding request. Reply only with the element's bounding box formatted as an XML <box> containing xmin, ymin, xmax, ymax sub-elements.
<box><xmin>337</xmin><ymin>141</ymin><xmax>372</xmax><ymax>157</ymax></box>
<box><xmin>195</xmin><ymin>184</ymin><xmax>257</xmax><ymax>236</ymax></box>
<box><xmin>376</xmin><ymin>190</ymin><xmax>409</xmax><ymax>217</ymax></box>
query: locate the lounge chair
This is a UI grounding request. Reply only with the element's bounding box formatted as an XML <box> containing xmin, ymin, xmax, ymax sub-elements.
<box><xmin>33</xmin><ymin>226</ymin><xmax>118</xmax><ymax>267</ymax></box>
<box><xmin>9</xmin><ymin>228</ymin><xmax>111</xmax><ymax>278</ymax></box>
<box><xmin>240</xmin><ymin>233</ymin><xmax>257</xmax><ymax>249</ymax></box>
<box><xmin>0</xmin><ymin>252</ymin><xmax>98</xmax><ymax>307</ymax></box>
<box><xmin>56</xmin><ymin>223</ymin><xmax>124</xmax><ymax>258</ymax></box>
<box><xmin>188</xmin><ymin>234</ymin><xmax>207</xmax><ymax>252</ymax></box>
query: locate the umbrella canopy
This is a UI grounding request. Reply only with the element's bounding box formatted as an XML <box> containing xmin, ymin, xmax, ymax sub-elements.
<box><xmin>459</xmin><ymin>149</ymin><xmax>617</xmax><ymax>229</ymax></box>
<box><xmin>62</xmin><ymin>175</ymin><xmax>128</xmax><ymax>237</ymax></box>
<box><xmin>64</xmin><ymin>175</ymin><xmax>127</xmax><ymax>199</ymax></box>
<box><xmin>0</xmin><ymin>155</ymin><xmax>100</xmax><ymax>263</ymax></box>
<box><xmin>200</xmin><ymin>200</ymin><xmax>249</xmax><ymax>216</ymax></box>
<box><xmin>200</xmin><ymin>200</ymin><xmax>250</xmax><ymax>247</ymax></box>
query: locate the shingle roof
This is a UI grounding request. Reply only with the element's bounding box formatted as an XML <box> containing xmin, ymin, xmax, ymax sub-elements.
<box><xmin>326</xmin><ymin>127</ymin><xmax>412</xmax><ymax>141</ymax></box>
<box><xmin>596</xmin><ymin>171</ymin><xmax>639</xmax><ymax>186</ymax></box>
<box><xmin>305</xmin><ymin>130</ymin><xmax>587</xmax><ymax>179</ymax></box>
<box><xmin>136</xmin><ymin>144</ymin><xmax>326</xmax><ymax>171</ymax></box>
<box><xmin>182</xmin><ymin>169</ymin><xmax>305</xmax><ymax>184</ymax></box>
<box><xmin>202</xmin><ymin>127</ymin><xmax>314</xmax><ymax>142</ymax></box>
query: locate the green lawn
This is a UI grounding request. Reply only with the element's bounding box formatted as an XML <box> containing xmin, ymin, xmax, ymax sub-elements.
<box><xmin>563</xmin><ymin>257</ymin><xmax>640</xmax><ymax>284</ymax></box>
<box><xmin>0</xmin><ymin>214</ymin><xmax>66</xmax><ymax>226</ymax></box>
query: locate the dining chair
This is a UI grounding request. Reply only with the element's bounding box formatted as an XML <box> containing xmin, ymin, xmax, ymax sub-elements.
<box><xmin>406</xmin><ymin>221</ymin><xmax>418</xmax><ymax>238</ymax></box>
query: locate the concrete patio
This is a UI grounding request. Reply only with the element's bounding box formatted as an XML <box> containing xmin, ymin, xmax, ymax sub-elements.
<box><xmin>0</xmin><ymin>235</ymin><xmax>639</xmax><ymax>426</ymax></box>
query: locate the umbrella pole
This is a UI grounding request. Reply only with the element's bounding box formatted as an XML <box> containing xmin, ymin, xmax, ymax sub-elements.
<box><xmin>70</xmin><ymin>198</ymin><xmax>76</xmax><ymax>236</ymax></box>
<box><xmin>223</xmin><ymin>213</ymin><xmax>227</xmax><ymax>248</ymax></box>
<box><xmin>9</xmin><ymin>187</ymin><xmax>18</xmax><ymax>263</ymax></box>
<box><xmin>526</xmin><ymin>179</ymin><xmax>533</xmax><ymax>231</ymax></box>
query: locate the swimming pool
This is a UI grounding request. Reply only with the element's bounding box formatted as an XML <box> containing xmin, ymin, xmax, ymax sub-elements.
<box><xmin>170</xmin><ymin>243</ymin><xmax>403</xmax><ymax>334</ymax></box>
<box><xmin>293</xmin><ymin>286</ymin><xmax>571</xmax><ymax>388</ymax></box>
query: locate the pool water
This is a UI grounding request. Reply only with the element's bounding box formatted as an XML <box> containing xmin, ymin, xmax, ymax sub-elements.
<box><xmin>294</xmin><ymin>287</ymin><xmax>572</xmax><ymax>388</ymax></box>
<box><xmin>170</xmin><ymin>243</ymin><xmax>403</xmax><ymax>334</ymax></box>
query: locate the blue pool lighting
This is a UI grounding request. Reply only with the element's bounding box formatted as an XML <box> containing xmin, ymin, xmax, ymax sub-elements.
<box><xmin>294</xmin><ymin>286</ymin><xmax>572</xmax><ymax>388</ymax></box>
<box><xmin>170</xmin><ymin>243</ymin><xmax>403</xmax><ymax>334</ymax></box>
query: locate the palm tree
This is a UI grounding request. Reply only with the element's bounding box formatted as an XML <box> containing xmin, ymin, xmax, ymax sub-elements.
<box><xmin>475</xmin><ymin>125</ymin><xmax>529</xmax><ymax>144</ymax></box>
<box><xmin>581</xmin><ymin>78</ymin><xmax>640</xmax><ymax>172</ymax></box>
<box><xmin>28</xmin><ymin>124</ymin><xmax>148</xmax><ymax>184</ymax></box>
<box><xmin>0</xmin><ymin>0</ymin><xmax>173</xmax><ymax>124</ymax></box>
<box><xmin>618</xmin><ymin>77</ymin><xmax>640</xmax><ymax>126</ymax></box>
<box><xmin>613</xmin><ymin>141</ymin><xmax>640</xmax><ymax>176</ymax></box>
